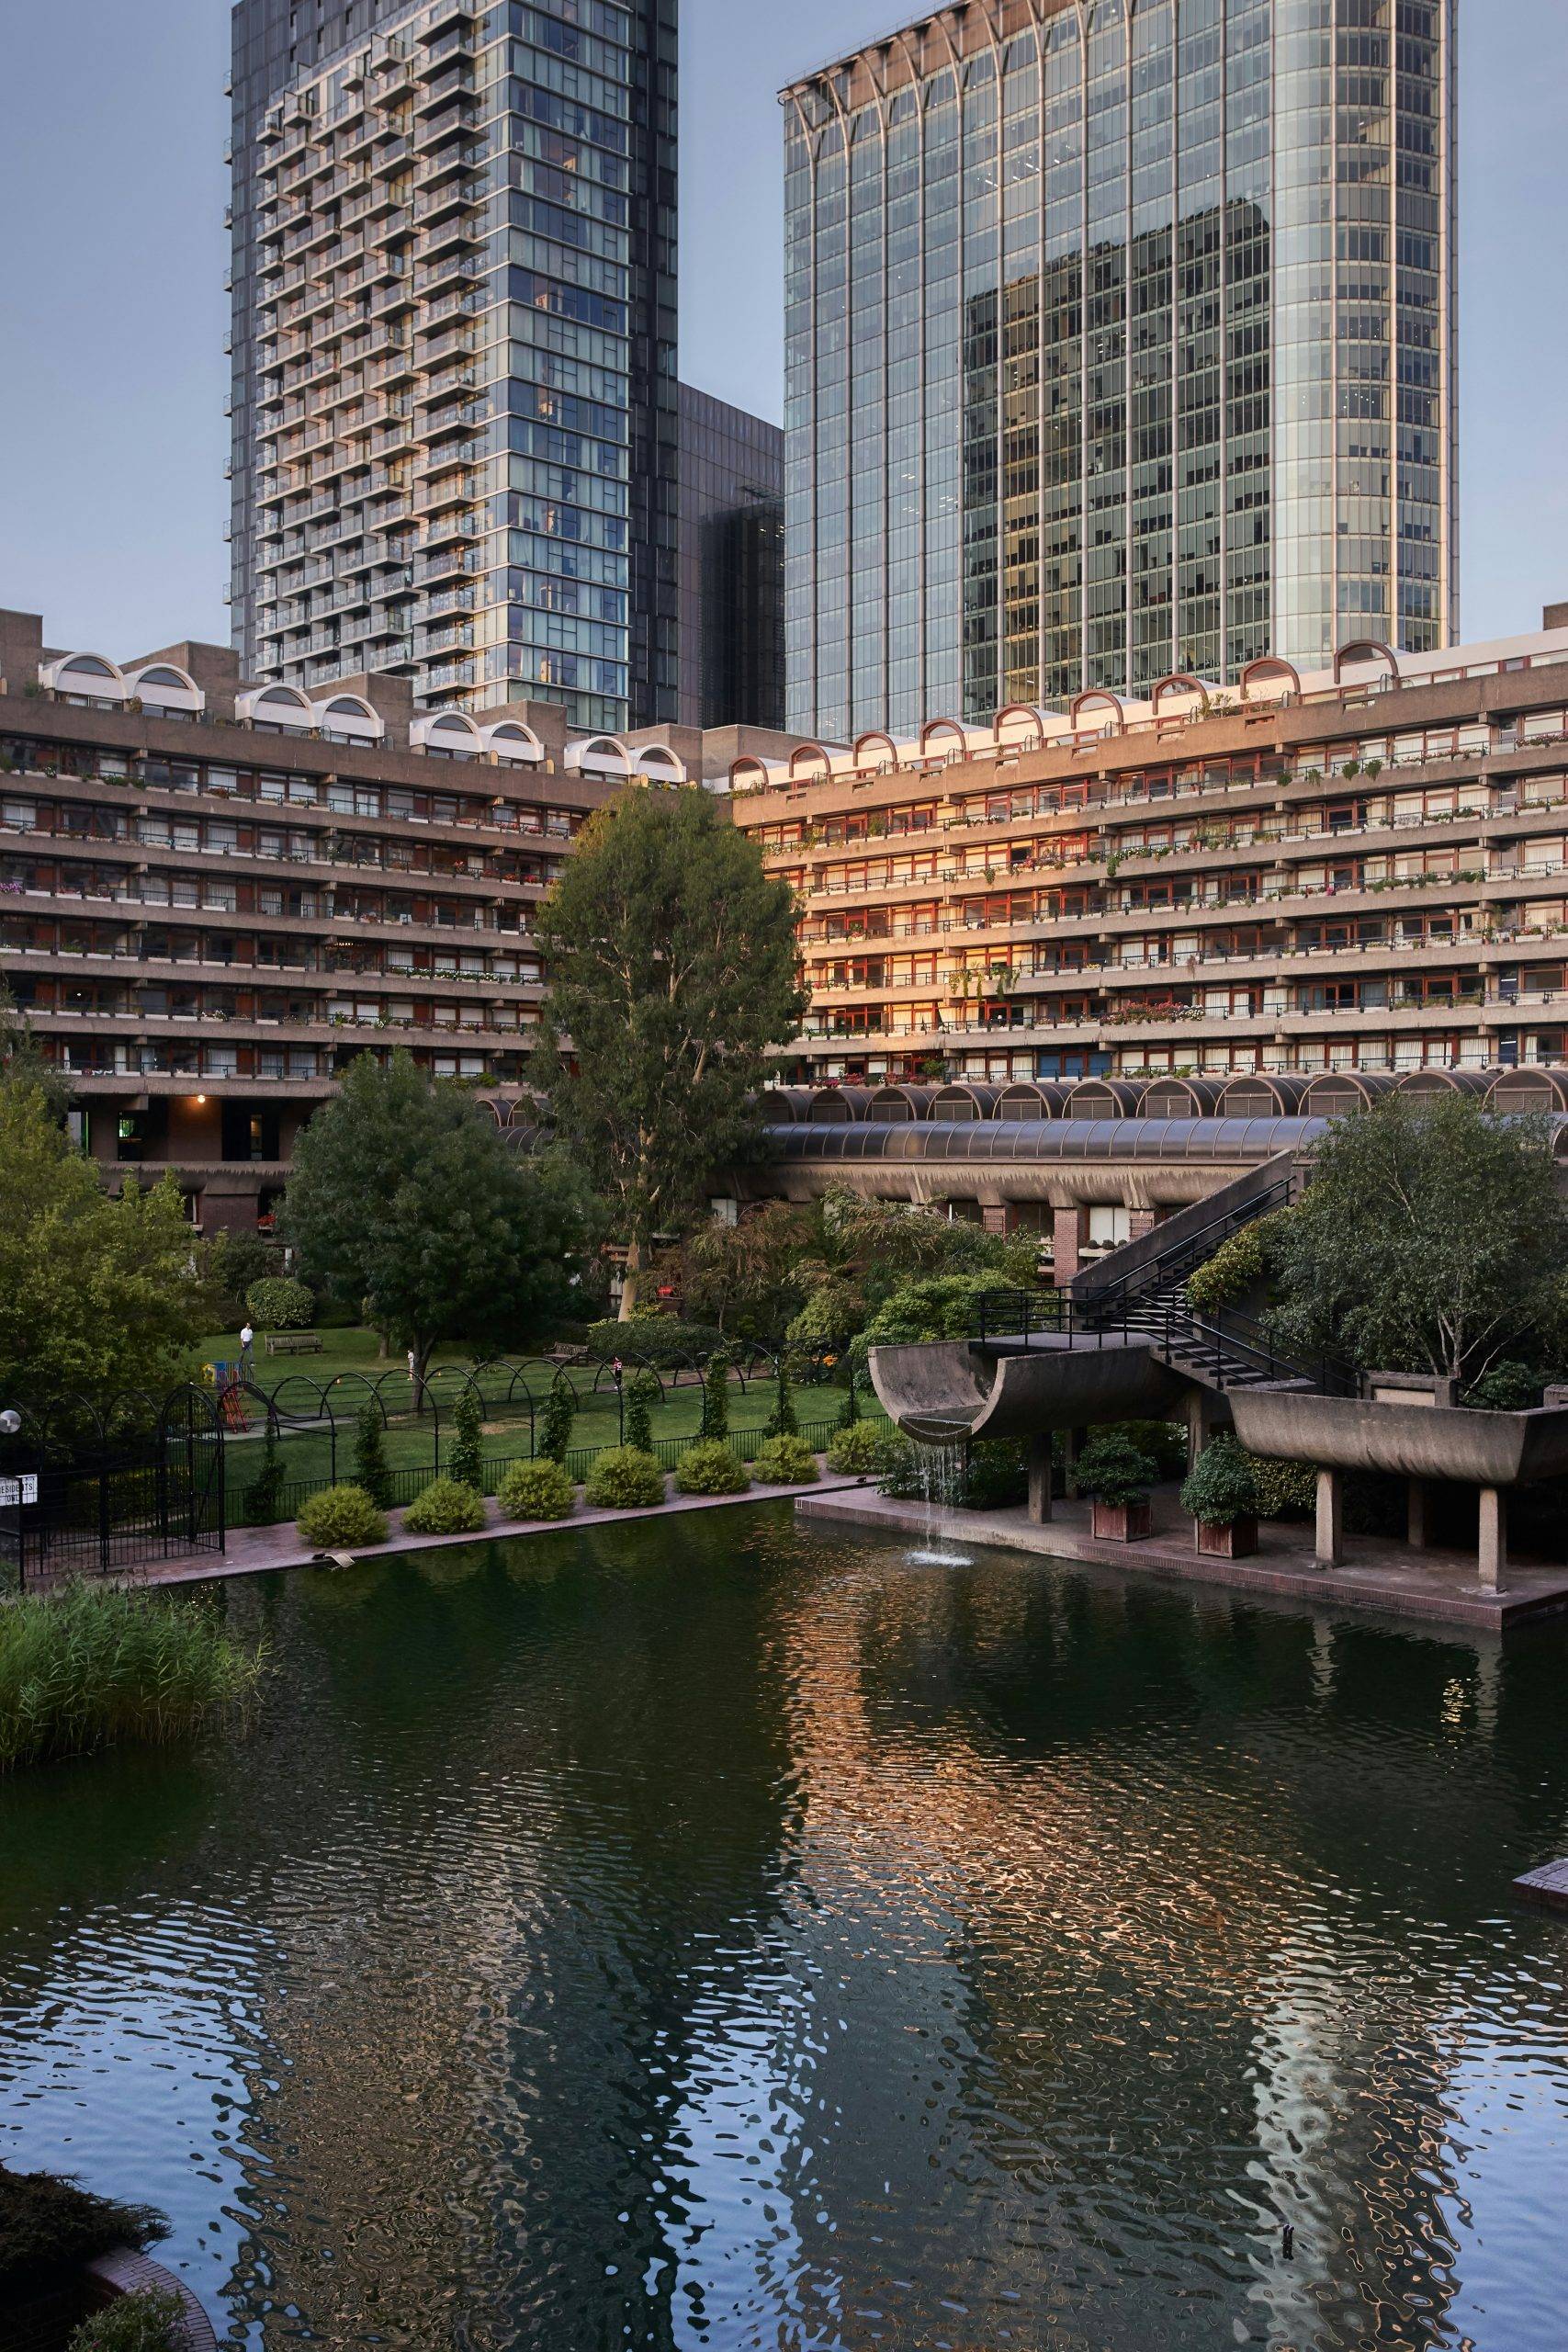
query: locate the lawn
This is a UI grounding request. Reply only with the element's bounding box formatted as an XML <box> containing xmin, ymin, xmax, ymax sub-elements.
<box><xmin>202</xmin><ymin>1328</ymin><xmax>858</xmax><ymax>1521</ymax></box>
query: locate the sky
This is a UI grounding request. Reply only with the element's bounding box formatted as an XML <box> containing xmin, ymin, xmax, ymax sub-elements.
<box><xmin>0</xmin><ymin>0</ymin><xmax>1563</xmax><ymax>659</ymax></box>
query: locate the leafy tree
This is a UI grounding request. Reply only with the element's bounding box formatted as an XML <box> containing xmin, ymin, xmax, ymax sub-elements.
<box><xmin>625</xmin><ymin>1369</ymin><xmax>659</xmax><ymax>1453</ymax></box>
<box><xmin>207</xmin><ymin>1230</ymin><xmax>283</xmax><ymax>1329</ymax></box>
<box><xmin>679</xmin><ymin>1203</ymin><xmax>813</xmax><ymax>1340</ymax></box>
<box><xmin>283</xmin><ymin>1052</ymin><xmax>584</xmax><ymax>1385</ymax></box>
<box><xmin>0</xmin><ymin>974</ymin><xmax>73</xmax><ymax>1120</ymax></box>
<box><xmin>532</xmin><ymin>788</ymin><xmax>805</xmax><ymax>1316</ymax></box>
<box><xmin>0</xmin><ymin>1082</ymin><xmax>209</xmax><ymax>1422</ymax></box>
<box><xmin>853</xmin><ymin>1273</ymin><xmax>1011</xmax><ymax>1366</ymax></box>
<box><xmin>1269</xmin><ymin>1093</ymin><xmax>1568</xmax><ymax>1384</ymax></box>
<box><xmin>699</xmin><ymin>1351</ymin><xmax>730</xmax><ymax>1442</ymax></box>
<box><xmin>539</xmin><ymin>1380</ymin><xmax>577</xmax><ymax>1464</ymax></box>
<box><xmin>448</xmin><ymin>1386</ymin><xmax>485</xmax><ymax>1491</ymax></box>
<box><xmin>243</xmin><ymin>1421</ymin><xmax>288</xmax><ymax>1527</ymax></box>
<box><xmin>763</xmin><ymin>1358</ymin><xmax>798</xmax><ymax>1439</ymax></box>
<box><xmin>353</xmin><ymin>1403</ymin><xmax>393</xmax><ymax>1509</ymax></box>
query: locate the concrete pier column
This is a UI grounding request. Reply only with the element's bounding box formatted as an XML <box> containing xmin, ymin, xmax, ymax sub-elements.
<box><xmin>1478</xmin><ymin>1486</ymin><xmax>1507</xmax><ymax>1593</ymax></box>
<box><xmin>1185</xmin><ymin>1390</ymin><xmax>1230</xmax><ymax>1471</ymax></box>
<box><xmin>1053</xmin><ymin>1204</ymin><xmax>1089</xmax><ymax>1283</ymax></box>
<box><xmin>1407</xmin><ymin>1479</ymin><xmax>1429</xmax><ymax>1549</ymax></box>
<box><xmin>1027</xmin><ymin>1435</ymin><xmax>1054</xmax><ymax>1525</ymax></box>
<box><xmin>1315</xmin><ymin>1468</ymin><xmax>1344</xmax><ymax>1569</ymax></box>
<box><xmin>1129</xmin><ymin>1208</ymin><xmax>1156</xmax><ymax>1241</ymax></box>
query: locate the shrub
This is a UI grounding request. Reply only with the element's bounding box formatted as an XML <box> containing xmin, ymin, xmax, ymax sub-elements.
<box><xmin>1072</xmin><ymin>1430</ymin><xmax>1158</xmax><ymax>1508</ymax></box>
<box><xmin>402</xmin><ymin>1477</ymin><xmax>486</xmax><ymax>1536</ymax></box>
<box><xmin>763</xmin><ymin>1361</ymin><xmax>798</xmax><ymax>1439</ymax></box>
<box><xmin>1179</xmin><ymin>1435</ymin><xmax>1259</xmax><ymax>1528</ymax></box>
<box><xmin>1117</xmin><ymin>1419</ymin><xmax>1190</xmax><ymax>1479</ymax></box>
<box><xmin>1184</xmin><ymin>1208</ymin><xmax>1292</xmax><ymax>1319</ymax></box>
<box><xmin>447</xmin><ymin>1386</ymin><xmax>485</xmax><ymax>1490</ymax></box>
<box><xmin>625</xmin><ymin>1368</ymin><xmax>660</xmax><ymax>1453</ymax></box>
<box><xmin>585</xmin><ymin>1317</ymin><xmax>722</xmax><ymax>1370</ymax></box>
<box><xmin>245</xmin><ymin>1275</ymin><xmax>315</xmax><ymax>1332</ymax></box>
<box><xmin>957</xmin><ymin>1437</ymin><xmax>1029</xmax><ymax>1509</ymax></box>
<box><xmin>1464</xmin><ymin>1361</ymin><xmax>1543</xmax><ymax>1411</ymax></box>
<box><xmin>67</xmin><ymin>2289</ymin><xmax>186</xmax><ymax>2352</ymax></box>
<box><xmin>208</xmin><ymin>1231</ymin><xmax>281</xmax><ymax>1328</ymax></box>
<box><xmin>243</xmin><ymin>1422</ymin><xmax>288</xmax><ymax>1526</ymax></box>
<box><xmin>825</xmin><ymin>1419</ymin><xmax>902</xmax><ymax>1477</ymax></box>
<box><xmin>0</xmin><ymin>1589</ymin><xmax>267</xmax><ymax>1778</ymax></box>
<box><xmin>1248</xmin><ymin>1454</ymin><xmax>1319</xmax><ymax>1521</ymax></box>
<box><xmin>353</xmin><ymin>1403</ymin><xmax>393</xmax><ymax>1508</ymax></box>
<box><xmin>584</xmin><ymin>1446</ymin><xmax>666</xmax><ymax>1510</ymax></box>
<box><xmin>539</xmin><ymin>1380</ymin><xmax>577</xmax><ymax>1464</ymax></box>
<box><xmin>836</xmin><ymin>1376</ymin><xmax>862</xmax><ymax>1431</ymax></box>
<box><xmin>0</xmin><ymin>2165</ymin><xmax>166</xmax><ymax>2299</ymax></box>
<box><xmin>752</xmin><ymin>1433</ymin><xmax>819</xmax><ymax>1486</ymax></box>
<box><xmin>699</xmin><ymin>1351</ymin><xmax>730</xmax><ymax>1442</ymax></box>
<box><xmin>297</xmin><ymin>1484</ymin><xmax>388</xmax><ymax>1550</ymax></box>
<box><xmin>497</xmin><ymin>1456</ymin><xmax>576</xmax><ymax>1521</ymax></box>
<box><xmin>674</xmin><ymin>1440</ymin><xmax>750</xmax><ymax>1496</ymax></box>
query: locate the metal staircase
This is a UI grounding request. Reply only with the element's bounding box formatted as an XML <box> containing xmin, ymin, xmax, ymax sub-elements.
<box><xmin>972</xmin><ymin>1167</ymin><xmax>1358</xmax><ymax>1398</ymax></box>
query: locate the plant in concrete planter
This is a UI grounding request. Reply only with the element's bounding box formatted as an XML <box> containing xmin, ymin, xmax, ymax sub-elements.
<box><xmin>1179</xmin><ymin>1434</ymin><xmax>1260</xmax><ymax>1558</ymax></box>
<box><xmin>1074</xmin><ymin>1430</ymin><xmax>1158</xmax><ymax>1541</ymax></box>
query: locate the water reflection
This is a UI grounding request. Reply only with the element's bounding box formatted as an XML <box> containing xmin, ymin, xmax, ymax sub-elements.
<box><xmin>0</xmin><ymin>1512</ymin><xmax>1565</xmax><ymax>2349</ymax></box>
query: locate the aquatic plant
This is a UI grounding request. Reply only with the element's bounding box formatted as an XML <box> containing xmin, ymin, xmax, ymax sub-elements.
<box><xmin>0</xmin><ymin>1586</ymin><xmax>266</xmax><ymax>1777</ymax></box>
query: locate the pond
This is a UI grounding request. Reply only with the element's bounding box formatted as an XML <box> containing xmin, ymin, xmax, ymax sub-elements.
<box><xmin>2</xmin><ymin>1506</ymin><xmax>1567</xmax><ymax>2350</ymax></box>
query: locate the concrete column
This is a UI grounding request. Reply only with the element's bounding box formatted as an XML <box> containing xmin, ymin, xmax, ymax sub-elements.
<box><xmin>1129</xmin><ymin>1208</ymin><xmax>1156</xmax><ymax>1241</ymax></box>
<box><xmin>1027</xmin><ymin>1435</ymin><xmax>1054</xmax><ymax>1525</ymax></box>
<box><xmin>1315</xmin><ymin>1468</ymin><xmax>1344</xmax><ymax>1568</ymax></box>
<box><xmin>1407</xmin><ymin>1479</ymin><xmax>1429</xmax><ymax>1550</ymax></box>
<box><xmin>1052</xmin><ymin>1204</ymin><xmax>1088</xmax><ymax>1283</ymax></box>
<box><xmin>982</xmin><ymin>1204</ymin><xmax>1008</xmax><ymax>1236</ymax></box>
<box><xmin>1185</xmin><ymin>1390</ymin><xmax>1231</xmax><ymax>1470</ymax></box>
<box><xmin>1478</xmin><ymin>1486</ymin><xmax>1507</xmax><ymax>1593</ymax></box>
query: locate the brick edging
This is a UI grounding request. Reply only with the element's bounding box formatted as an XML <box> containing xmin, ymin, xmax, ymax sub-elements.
<box><xmin>85</xmin><ymin>2249</ymin><xmax>219</xmax><ymax>2350</ymax></box>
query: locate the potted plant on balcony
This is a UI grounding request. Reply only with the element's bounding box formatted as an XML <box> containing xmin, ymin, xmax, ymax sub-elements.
<box><xmin>1179</xmin><ymin>1434</ymin><xmax>1260</xmax><ymax>1558</ymax></box>
<box><xmin>1074</xmin><ymin>1430</ymin><xmax>1158</xmax><ymax>1542</ymax></box>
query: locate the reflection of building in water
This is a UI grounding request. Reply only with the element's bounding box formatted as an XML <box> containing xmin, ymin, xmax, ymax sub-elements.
<box><xmin>742</xmin><ymin>1565</ymin><xmax>1514</xmax><ymax>2345</ymax></box>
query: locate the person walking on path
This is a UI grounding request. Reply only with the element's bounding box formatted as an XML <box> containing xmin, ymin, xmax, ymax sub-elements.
<box><xmin>239</xmin><ymin>1323</ymin><xmax>255</xmax><ymax>1384</ymax></box>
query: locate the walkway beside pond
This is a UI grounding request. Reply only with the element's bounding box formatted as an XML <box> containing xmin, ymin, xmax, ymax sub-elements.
<box><xmin>31</xmin><ymin>1468</ymin><xmax>873</xmax><ymax>1593</ymax></box>
<box><xmin>796</xmin><ymin>1484</ymin><xmax>1568</xmax><ymax>1631</ymax></box>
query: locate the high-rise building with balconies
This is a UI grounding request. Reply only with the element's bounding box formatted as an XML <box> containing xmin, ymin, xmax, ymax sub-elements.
<box><xmin>781</xmin><ymin>0</ymin><xmax>1458</xmax><ymax>745</ymax></box>
<box><xmin>230</xmin><ymin>0</ymin><xmax>680</xmax><ymax>732</ymax></box>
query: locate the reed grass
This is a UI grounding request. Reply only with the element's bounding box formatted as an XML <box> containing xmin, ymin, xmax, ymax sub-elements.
<box><xmin>0</xmin><ymin>1583</ymin><xmax>267</xmax><ymax>1775</ymax></box>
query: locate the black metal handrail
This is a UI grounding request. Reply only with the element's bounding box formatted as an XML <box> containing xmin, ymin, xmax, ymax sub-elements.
<box><xmin>971</xmin><ymin>1285</ymin><xmax>1358</xmax><ymax>1398</ymax></box>
<box><xmin>1082</xmin><ymin>1173</ymin><xmax>1296</xmax><ymax>1311</ymax></box>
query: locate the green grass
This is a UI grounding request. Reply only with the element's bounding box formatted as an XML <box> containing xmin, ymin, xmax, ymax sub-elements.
<box><xmin>0</xmin><ymin>1583</ymin><xmax>268</xmax><ymax>1775</ymax></box>
<box><xmin>202</xmin><ymin>1327</ymin><xmax>853</xmax><ymax>1519</ymax></box>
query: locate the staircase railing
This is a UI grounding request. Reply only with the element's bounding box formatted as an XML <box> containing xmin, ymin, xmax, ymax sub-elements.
<box><xmin>969</xmin><ymin>1286</ymin><xmax>1358</xmax><ymax>1398</ymax></box>
<box><xmin>1084</xmin><ymin>1173</ymin><xmax>1296</xmax><ymax>1313</ymax></box>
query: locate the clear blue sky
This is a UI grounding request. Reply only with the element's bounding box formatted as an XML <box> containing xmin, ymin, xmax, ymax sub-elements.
<box><xmin>0</xmin><ymin>0</ymin><xmax>1562</xmax><ymax>658</ymax></box>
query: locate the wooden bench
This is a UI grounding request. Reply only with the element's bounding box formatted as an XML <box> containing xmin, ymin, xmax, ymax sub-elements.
<box><xmin>265</xmin><ymin>1331</ymin><xmax>323</xmax><ymax>1355</ymax></box>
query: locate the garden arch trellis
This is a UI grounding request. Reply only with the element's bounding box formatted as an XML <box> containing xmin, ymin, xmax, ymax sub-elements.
<box><xmin>0</xmin><ymin>1383</ymin><xmax>225</xmax><ymax>1587</ymax></box>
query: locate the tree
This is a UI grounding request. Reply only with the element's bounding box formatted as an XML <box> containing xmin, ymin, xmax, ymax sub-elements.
<box><xmin>283</xmin><ymin>1052</ymin><xmax>584</xmax><ymax>1385</ymax></box>
<box><xmin>0</xmin><ymin>1081</ymin><xmax>209</xmax><ymax>1423</ymax></box>
<box><xmin>763</xmin><ymin>1358</ymin><xmax>798</xmax><ymax>1439</ymax></box>
<box><xmin>353</xmin><ymin>1403</ymin><xmax>393</xmax><ymax>1509</ymax></box>
<box><xmin>625</xmin><ymin>1370</ymin><xmax>659</xmax><ymax>1453</ymax></box>
<box><xmin>1269</xmin><ymin>1092</ymin><xmax>1568</xmax><ymax>1384</ymax></box>
<box><xmin>0</xmin><ymin>974</ymin><xmax>73</xmax><ymax>1121</ymax></box>
<box><xmin>448</xmin><ymin>1386</ymin><xmax>485</xmax><ymax>1491</ymax></box>
<box><xmin>679</xmin><ymin>1203</ymin><xmax>812</xmax><ymax>1341</ymax></box>
<box><xmin>532</xmin><ymin>789</ymin><xmax>805</xmax><ymax>1317</ymax></box>
<box><xmin>699</xmin><ymin>1351</ymin><xmax>729</xmax><ymax>1442</ymax></box>
<box><xmin>539</xmin><ymin>1380</ymin><xmax>577</xmax><ymax>1464</ymax></box>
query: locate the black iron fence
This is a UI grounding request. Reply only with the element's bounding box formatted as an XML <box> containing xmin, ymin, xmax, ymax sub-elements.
<box><xmin>0</xmin><ymin>1387</ymin><xmax>226</xmax><ymax>1589</ymax></box>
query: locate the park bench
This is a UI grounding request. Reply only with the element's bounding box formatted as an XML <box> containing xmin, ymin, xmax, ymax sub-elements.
<box><xmin>265</xmin><ymin>1332</ymin><xmax>323</xmax><ymax>1356</ymax></box>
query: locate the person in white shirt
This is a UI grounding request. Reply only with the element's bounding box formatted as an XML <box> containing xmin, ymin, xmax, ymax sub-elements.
<box><xmin>239</xmin><ymin>1324</ymin><xmax>254</xmax><ymax>1382</ymax></box>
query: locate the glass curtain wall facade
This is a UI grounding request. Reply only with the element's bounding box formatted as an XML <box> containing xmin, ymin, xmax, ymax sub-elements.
<box><xmin>782</xmin><ymin>0</ymin><xmax>1456</xmax><ymax>743</ymax></box>
<box><xmin>677</xmin><ymin>384</ymin><xmax>785</xmax><ymax>729</ymax></box>
<box><xmin>231</xmin><ymin>0</ymin><xmax>679</xmax><ymax>730</ymax></box>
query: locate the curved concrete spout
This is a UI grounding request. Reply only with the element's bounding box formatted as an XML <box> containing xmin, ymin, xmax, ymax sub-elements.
<box><xmin>869</xmin><ymin>1335</ymin><xmax>1190</xmax><ymax>1444</ymax></box>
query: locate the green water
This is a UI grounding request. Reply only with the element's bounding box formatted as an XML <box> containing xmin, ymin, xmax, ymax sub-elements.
<box><xmin>2</xmin><ymin>1505</ymin><xmax>1567</xmax><ymax>2349</ymax></box>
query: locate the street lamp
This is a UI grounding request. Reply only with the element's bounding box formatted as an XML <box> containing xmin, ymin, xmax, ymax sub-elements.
<box><xmin>0</xmin><ymin>1409</ymin><xmax>20</xmax><ymax>1438</ymax></box>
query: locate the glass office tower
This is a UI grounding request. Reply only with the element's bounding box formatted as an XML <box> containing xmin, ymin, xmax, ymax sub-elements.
<box><xmin>677</xmin><ymin>383</ymin><xmax>785</xmax><ymax>729</ymax></box>
<box><xmin>782</xmin><ymin>0</ymin><xmax>1456</xmax><ymax>742</ymax></box>
<box><xmin>231</xmin><ymin>0</ymin><xmax>679</xmax><ymax>728</ymax></box>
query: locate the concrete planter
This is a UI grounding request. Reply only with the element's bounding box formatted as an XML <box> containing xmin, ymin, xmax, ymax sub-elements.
<box><xmin>1091</xmin><ymin>1499</ymin><xmax>1153</xmax><ymax>1543</ymax></box>
<box><xmin>1195</xmin><ymin>1515</ymin><xmax>1258</xmax><ymax>1559</ymax></box>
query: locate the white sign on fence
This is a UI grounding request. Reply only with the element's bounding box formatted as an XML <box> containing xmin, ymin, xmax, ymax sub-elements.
<box><xmin>0</xmin><ymin>1475</ymin><xmax>39</xmax><ymax>1508</ymax></box>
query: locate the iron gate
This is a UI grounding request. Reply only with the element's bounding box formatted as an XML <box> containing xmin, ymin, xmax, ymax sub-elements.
<box><xmin>0</xmin><ymin>1385</ymin><xmax>226</xmax><ymax>1588</ymax></box>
